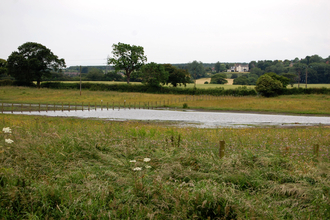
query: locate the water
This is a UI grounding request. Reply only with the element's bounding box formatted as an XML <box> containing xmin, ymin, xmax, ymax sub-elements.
<box><xmin>10</xmin><ymin>108</ymin><xmax>330</xmax><ymax>128</ymax></box>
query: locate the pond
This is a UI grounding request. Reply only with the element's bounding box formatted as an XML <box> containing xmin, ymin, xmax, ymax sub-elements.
<box><xmin>10</xmin><ymin>108</ymin><xmax>330</xmax><ymax>128</ymax></box>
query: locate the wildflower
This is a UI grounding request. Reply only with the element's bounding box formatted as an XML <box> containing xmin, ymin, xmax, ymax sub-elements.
<box><xmin>143</xmin><ymin>158</ymin><xmax>151</xmax><ymax>162</ymax></box>
<box><xmin>145</xmin><ymin>165</ymin><xmax>151</xmax><ymax>169</ymax></box>
<box><xmin>5</xmin><ymin>139</ymin><xmax>14</xmax><ymax>144</ymax></box>
<box><xmin>133</xmin><ymin>167</ymin><xmax>142</xmax><ymax>171</ymax></box>
<box><xmin>129</xmin><ymin>160</ymin><xmax>136</xmax><ymax>163</ymax></box>
<box><xmin>2</xmin><ymin>127</ymin><xmax>12</xmax><ymax>134</ymax></box>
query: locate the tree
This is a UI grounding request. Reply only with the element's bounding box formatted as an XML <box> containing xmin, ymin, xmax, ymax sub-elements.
<box><xmin>108</xmin><ymin>42</ymin><xmax>147</xmax><ymax>84</ymax></box>
<box><xmin>86</xmin><ymin>68</ymin><xmax>104</xmax><ymax>81</ymax></box>
<box><xmin>186</xmin><ymin>61</ymin><xmax>206</xmax><ymax>80</ymax></box>
<box><xmin>255</xmin><ymin>75</ymin><xmax>283</xmax><ymax>97</ymax></box>
<box><xmin>282</xmin><ymin>73</ymin><xmax>297</xmax><ymax>87</ymax></box>
<box><xmin>163</xmin><ymin>64</ymin><xmax>190</xmax><ymax>87</ymax></box>
<box><xmin>214</xmin><ymin>61</ymin><xmax>221</xmax><ymax>73</ymax></box>
<box><xmin>0</xmin><ymin>59</ymin><xmax>7</xmax><ymax>77</ymax></box>
<box><xmin>210</xmin><ymin>73</ymin><xmax>228</xmax><ymax>84</ymax></box>
<box><xmin>140</xmin><ymin>62</ymin><xmax>169</xmax><ymax>88</ymax></box>
<box><xmin>249</xmin><ymin>67</ymin><xmax>264</xmax><ymax>76</ymax></box>
<box><xmin>264</xmin><ymin>72</ymin><xmax>290</xmax><ymax>87</ymax></box>
<box><xmin>104</xmin><ymin>71</ymin><xmax>124</xmax><ymax>81</ymax></box>
<box><xmin>7</xmin><ymin>42</ymin><xmax>65</xmax><ymax>87</ymax></box>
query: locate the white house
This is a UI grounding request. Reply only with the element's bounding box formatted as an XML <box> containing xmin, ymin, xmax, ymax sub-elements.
<box><xmin>227</xmin><ymin>64</ymin><xmax>249</xmax><ymax>72</ymax></box>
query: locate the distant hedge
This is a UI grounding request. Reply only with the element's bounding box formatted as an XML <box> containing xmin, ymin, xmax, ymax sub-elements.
<box><xmin>40</xmin><ymin>82</ymin><xmax>257</xmax><ymax>96</ymax></box>
<box><xmin>3</xmin><ymin>80</ymin><xmax>330</xmax><ymax>96</ymax></box>
<box><xmin>0</xmin><ymin>79</ymin><xmax>35</xmax><ymax>87</ymax></box>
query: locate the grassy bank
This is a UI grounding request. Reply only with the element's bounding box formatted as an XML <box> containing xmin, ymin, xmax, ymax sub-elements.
<box><xmin>2</xmin><ymin>87</ymin><xmax>330</xmax><ymax>115</ymax></box>
<box><xmin>1</xmin><ymin>114</ymin><xmax>330</xmax><ymax>219</ymax></box>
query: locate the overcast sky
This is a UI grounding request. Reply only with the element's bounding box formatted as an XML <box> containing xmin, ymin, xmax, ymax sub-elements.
<box><xmin>1</xmin><ymin>0</ymin><xmax>329</xmax><ymax>67</ymax></box>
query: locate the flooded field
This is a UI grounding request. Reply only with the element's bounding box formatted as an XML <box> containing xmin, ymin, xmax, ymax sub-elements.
<box><xmin>9</xmin><ymin>108</ymin><xmax>330</xmax><ymax>128</ymax></box>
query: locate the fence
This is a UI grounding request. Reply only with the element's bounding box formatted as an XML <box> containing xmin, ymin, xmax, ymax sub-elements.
<box><xmin>0</xmin><ymin>95</ymin><xmax>247</xmax><ymax>113</ymax></box>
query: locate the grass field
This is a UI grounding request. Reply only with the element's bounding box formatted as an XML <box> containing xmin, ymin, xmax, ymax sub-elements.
<box><xmin>52</xmin><ymin>80</ymin><xmax>330</xmax><ymax>89</ymax></box>
<box><xmin>1</xmin><ymin>114</ymin><xmax>330</xmax><ymax>219</ymax></box>
<box><xmin>2</xmin><ymin>86</ymin><xmax>330</xmax><ymax>115</ymax></box>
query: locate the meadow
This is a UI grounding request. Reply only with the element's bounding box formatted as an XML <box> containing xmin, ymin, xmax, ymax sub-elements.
<box><xmin>55</xmin><ymin>80</ymin><xmax>330</xmax><ymax>89</ymax></box>
<box><xmin>1</xmin><ymin>114</ymin><xmax>330</xmax><ymax>219</ymax></box>
<box><xmin>2</xmin><ymin>86</ymin><xmax>330</xmax><ymax>115</ymax></box>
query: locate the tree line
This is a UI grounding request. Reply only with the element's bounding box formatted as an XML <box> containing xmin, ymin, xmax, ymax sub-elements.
<box><xmin>1</xmin><ymin>42</ymin><xmax>330</xmax><ymax>92</ymax></box>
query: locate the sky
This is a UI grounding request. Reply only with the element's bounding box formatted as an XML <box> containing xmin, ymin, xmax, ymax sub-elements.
<box><xmin>1</xmin><ymin>0</ymin><xmax>330</xmax><ymax>67</ymax></box>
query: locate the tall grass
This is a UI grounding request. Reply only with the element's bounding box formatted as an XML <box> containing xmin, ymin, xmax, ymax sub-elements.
<box><xmin>2</xmin><ymin>87</ymin><xmax>330</xmax><ymax>115</ymax></box>
<box><xmin>1</xmin><ymin>114</ymin><xmax>330</xmax><ymax>219</ymax></box>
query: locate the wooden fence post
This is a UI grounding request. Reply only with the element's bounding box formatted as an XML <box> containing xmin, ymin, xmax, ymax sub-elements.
<box><xmin>39</xmin><ymin>103</ymin><xmax>40</xmax><ymax>112</ymax></box>
<box><xmin>62</xmin><ymin>102</ymin><xmax>64</xmax><ymax>112</ymax></box>
<box><xmin>21</xmin><ymin>103</ymin><xmax>23</xmax><ymax>113</ymax></box>
<box><xmin>314</xmin><ymin>144</ymin><xmax>320</xmax><ymax>157</ymax></box>
<box><xmin>1</xmin><ymin>103</ymin><xmax>3</xmax><ymax>114</ymax></box>
<box><xmin>219</xmin><ymin>140</ymin><xmax>225</xmax><ymax>158</ymax></box>
<box><xmin>11</xmin><ymin>103</ymin><xmax>13</xmax><ymax>113</ymax></box>
<box><xmin>68</xmin><ymin>103</ymin><xmax>70</xmax><ymax>112</ymax></box>
<box><xmin>82</xmin><ymin>102</ymin><xmax>84</xmax><ymax>111</ymax></box>
<box><xmin>54</xmin><ymin>103</ymin><xmax>56</xmax><ymax>112</ymax></box>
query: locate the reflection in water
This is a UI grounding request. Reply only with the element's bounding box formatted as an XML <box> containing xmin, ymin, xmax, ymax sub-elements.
<box><xmin>10</xmin><ymin>108</ymin><xmax>330</xmax><ymax>128</ymax></box>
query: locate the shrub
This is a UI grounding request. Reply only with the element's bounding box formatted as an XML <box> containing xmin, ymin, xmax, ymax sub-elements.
<box><xmin>255</xmin><ymin>75</ymin><xmax>283</xmax><ymax>97</ymax></box>
<box><xmin>204</xmin><ymin>81</ymin><xmax>208</xmax><ymax>84</ymax></box>
<box><xmin>210</xmin><ymin>73</ymin><xmax>228</xmax><ymax>84</ymax></box>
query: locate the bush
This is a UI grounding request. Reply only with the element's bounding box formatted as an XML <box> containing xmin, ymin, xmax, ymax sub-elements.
<box><xmin>204</xmin><ymin>81</ymin><xmax>208</xmax><ymax>84</ymax></box>
<box><xmin>210</xmin><ymin>73</ymin><xmax>228</xmax><ymax>84</ymax></box>
<box><xmin>255</xmin><ymin>75</ymin><xmax>283</xmax><ymax>97</ymax></box>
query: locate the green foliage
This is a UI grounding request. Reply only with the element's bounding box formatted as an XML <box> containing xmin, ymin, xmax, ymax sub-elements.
<box><xmin>214</xmin><ymin>61</ymin><xmax>220</xmax><ymax>73</ymax></box>
<box><xmin>282</xmin><ymin>73</ymin><xmax>297</xmax><ymax>87</ymax></box>
<box><xmin>255</xmin><ymin>74</ymin><xmax>283</xmax><ymax>97</ymax></box>
<box><xmin>210</xmin><ymin>73</ymin><xmax>228</xmax><ymax>84</ymax></box>
<box><xmin>233</xmin><ymin>73</ymin><xmax>258</xmax><ymax>85</ymax></box>
<box><xmin>108</xmin><ymin>42</ymin><xmax>147</xmax><ymax>84</ymax></box>
<box><xmin>163</xmin><ymin>64</ymin><xmax>190</xmax><ymax>87</ymax></box>
<box><xmin>187</xmin><ymin>61</ymin><xmax>206</xmax><ymax>79</ymax></box>
<box><xmin>40</xmin><ymin>82</ymin><xmax>257</xmax><ymax>96</ymax></box>
<box><xmin>7</xmin><ymin>42</ymin><xmax>66</xmax><ymax>88</ymax></box>
<box><xmin>230</xmin><ymin>73</ymin><xmax>238</xmax><ymax>79</ymax></box>
<box><xmin>264</xmin><ymin>72</ymin><xmax>290</xmax><ymax>88</ymax></box>
<box><xmin>204</xmin><ymin>81</ymin><xmax>209</xmax><ymax>84</ymax></box>
<box><xmin>0</xmin><ymin>58</ymin><xmax>7</xmax><ymax>76</ymax></box>
<box><xmin>249</xmin><ymin>67</ymin><xmax>264</xmax><ymax>76</ymax></box>
<box><xmin>140</xmin><ymin>62</ymin><xmax>169</xmax><ymax>88</ymax></box>
<box><xmin>104</xmin><ymin>71</ymin><xmax>124</xmax><ymax>81</ymax></box>
<box><xmin>86</xmin><ymin>68</ymin><xmax>104</xmax><ymax>81</ymax></box>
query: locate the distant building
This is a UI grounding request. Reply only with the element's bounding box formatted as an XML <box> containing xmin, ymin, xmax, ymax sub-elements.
<box><xmin>227</xmin><ymin>64</ymin><xmax>249</xmax><ymax>72</ymax></box>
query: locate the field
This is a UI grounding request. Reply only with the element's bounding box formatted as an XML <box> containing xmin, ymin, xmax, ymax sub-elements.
<box><xmin>53</xmin><ymin>80</ymin><xmax>330</xmax><ymax>89</ymax></box>
<box><xmin>1</xmin><ymin>114</ymin><xmax>330</xmax><ymax>219</ymax></box>
<box><xmin>1</xmin><ymin>86</ymin><xmax>330</xmax><ymax>219</ymax></box>
<box><xmin>2</xmin><ymin>87</ymin><xmax>330</xmax><ymax>115</ymax></box>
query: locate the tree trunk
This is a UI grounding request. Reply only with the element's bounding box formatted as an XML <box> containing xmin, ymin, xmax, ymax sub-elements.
<box><xmin>37</xmin><ymin>80</ymin><xmax>41</xmax><ymax>89</ymax></box>
<box><xmin>126</xmin><ymin>70</ymin><xmax>131</xmax><ymax>84</ymax></box>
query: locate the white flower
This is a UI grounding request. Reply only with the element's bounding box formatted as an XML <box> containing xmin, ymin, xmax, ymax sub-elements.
<box><xmin>145</xmin><ymin>165</ymin><xmax>151</xmax><ymax>169</ymax></box>
<box><xmin>5</xmin><ymin>139</ymin><xmax>14</xmax><ymax>144</ymax></box>
<box><xmin>133</xmin><ymin>167</ymin><xmax>142</xmax><ymax>171</ymax></box>
<box><xmin>2</xmin><ymin>127</ymin><xmax>12</xmax><ymax>134</ymax></box>
<box><xmin>129</xmin><ymin>160</ymin><xmax>136</xmax><ymax>163</ymax></box>
<box><xmin>143</xmin><ymin>158</ymin><xmax>151</xmax><ymax>162</ymax></box>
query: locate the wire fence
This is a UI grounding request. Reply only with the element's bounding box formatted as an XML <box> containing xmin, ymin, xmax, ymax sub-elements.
<box><xmin>0</xmin><ymin>95</ymin><xmax>247</xmax><ymax>113</ymax></box>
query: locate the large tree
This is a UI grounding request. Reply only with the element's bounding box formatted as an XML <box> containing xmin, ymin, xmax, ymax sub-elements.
<box><xmin>108</xmin><ymin>42</ymin><xmax>147</xmax><ymax>84</ymax></box>
<box><xmin>0</xmin><ymin>59</ymin><xmax>7</xmax><ymax>76</ymax></box>
<box><xmin>163</xmin><ymin>64</ymin><xmax>190</xmax><ymax>87</ymax></box>
<box><xmin>7</xmin><ymin>42</ymin><xmax>65</xmax><ymax>87</ymax></box>
<box><xmin>140</xmin><ymin>62</ymin><xmax>169</xmax><ymax>88</ymax></box>
<box><xmin>186</xmin><ymin>61</ymin><xmax>206</xmax><ymax>81</ymax></box>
